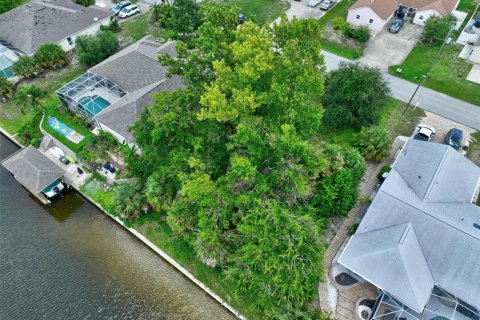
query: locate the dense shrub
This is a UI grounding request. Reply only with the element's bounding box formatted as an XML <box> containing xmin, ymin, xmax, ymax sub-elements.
<box><xmin>0</xmin><ymin>77</ymin><xmax>14</xmax><ymax>101</ymax></box>
<box><xmin>34</xmin><ymin>43</ymin><xmax>68</xmax><ymax>69</ymax></box>
<box><xmin>12</xmin><ymin>55</ymin><xmax>38</xmax><ymax>78</ymax></box>
<box><xmin>353</xmin><ymin>126</ymin><xmax>392</xmax><ymax>162</ymax></box>
<box><xmin>332</xmin><ymin>16</ymin><xmax>346</xmax><ymax>30</ymax></box>
<box><xmin>74</xmin><ymin>0</ymin><xmax>95</xmax><ymax>6</ymax></box>
<box><xmin>423</xmin><ymin>15</ymin><xmax>455</xmax><ymax>44</ymax></box>
<box><xmin>100</xmin><ymin>16</ymin><xmax>121</xmax><ymax>33</ymax></box>
<box><xmin>322</xmin><ymin>62</ymin><xmax>390</xmax><ymax>129</ymax></box>
<box><xmin>75</xmin><ymin>31</ymin><xmax>119</xmax><ymax>66</ymax></box>
<box><xmin>351</xmin><ymin>26</ymin><xmax>371</xmax><ymax>43</ymax></box>
<box><xmin>312</xmin><ymin>145</ymin><xmax>366</xmax><ymax>217</ymax></box>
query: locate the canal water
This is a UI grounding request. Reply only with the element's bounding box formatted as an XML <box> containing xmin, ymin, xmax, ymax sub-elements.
<box><xmin>0</xmin><ymin>134</ymin><xmax>234</xmax><ymax>320</ymax></box>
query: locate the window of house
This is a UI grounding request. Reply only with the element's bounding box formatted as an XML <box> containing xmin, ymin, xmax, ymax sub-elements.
<box><xmin>369</xmin><ymin>18</ymin><xmax>373</xmax><ymax>23</ymax></box>
<box><xmin>356</xmin><ymin>14</ymin><xmax>360</xmax><ymax>19</ymax></box>
<box><xmin>419</xmin><ymin>15</ymin><xmax>424</xmax><ymax>20</ymax></box>
<box><xmin>67</xmin><ymin>37</ymin><xmax>73</xmax><ymax>45</ymax></box>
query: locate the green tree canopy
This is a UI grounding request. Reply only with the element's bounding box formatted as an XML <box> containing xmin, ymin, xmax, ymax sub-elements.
<box><xmin>164</xmin><ymin>0</ymin><xmax>201</xmax><ymax>38</ymax></box>
<box><xmin>75</xmin><ymin>31</ymin><xmax>119</xmax><ymax>66</ymax></box>
<box><xmin>322</xmin><ymin>62</ymin><xmax>390</xmax><ymax>129</ymax></box>
<box><xmin>128</xmin><ymin>7</ymin><xmax>365</xmax><ymax>318</ymax></box>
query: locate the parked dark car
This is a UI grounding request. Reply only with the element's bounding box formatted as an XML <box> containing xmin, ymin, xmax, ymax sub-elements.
<box><xmin>444</xmin><ymin>128</ymin><xmax>463</xmax><ymax>150</ymax></box>
<box><xmin>389</xmin><ymin>18</ymin><xmax>404</xmax><ymax>33</ymax></box>
<box><xmin>103</xmin><ymin>162</ymin><xmax>116</xmax><ymax>174</ymax></box>
<box><xmin>111</xmin><ymin>1</ymin><xmax>131</xmax><ymax>15</ymax></box>
<box><xmin>59</xmin><ymin>156</ymin><xmax>70</xmax><ymax>165</ymax></box>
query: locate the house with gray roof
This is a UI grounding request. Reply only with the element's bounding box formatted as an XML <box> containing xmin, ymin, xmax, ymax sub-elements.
<box><xmin>338</xmin><ymin>139</ymin><xmax>480</xmax><ymax>320</ymax></box>
<box><xmin>56</xmin><ymin>36</ymin><xmax>182</xmax><ymax>148</ymax></box>
<box><xmin>1</xmin><ymin>146</ymin><xmax>66</xmax><ymax>204</ymax></box>
<box><xmin>0</xmin><ymin>0</ymin><xmax>111</xmax><ymax>56</ymax></box>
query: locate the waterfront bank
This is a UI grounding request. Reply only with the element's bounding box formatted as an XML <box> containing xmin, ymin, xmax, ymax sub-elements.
<box><xmin>0</xmin><ymin>133</ymin><xmax>240</xmax><ymax>320</ymax></box>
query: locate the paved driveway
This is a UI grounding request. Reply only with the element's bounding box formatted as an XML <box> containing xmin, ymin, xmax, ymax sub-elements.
<box><xmin>360</xmin><ymin>22</ymin><xmax>423</xmax><ymax>70</ymax></box>
<box><xmin>272</xmin><ymin>0</ymin><xmax>341</xmax><ymax>24</ymax></box>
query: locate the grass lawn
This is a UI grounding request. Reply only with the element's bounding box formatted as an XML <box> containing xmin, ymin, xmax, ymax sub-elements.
<box><xmin>81</xmin><ymin>178</ymin><xmax>116</xmax><ymax>214</ymax></box>
<box><xmin>0</xmin><ymin>64</ymin><xmax>87</xmax><ymax>135</ymax></box>
<box><xmin>320</xmin><ymin>38</ymin><xmax>363</xmax><ymax>59</ymax></box>
<box><xmin>227</xmin><ymin>0</ymin><xmax>289</xmax><ymax>24</ymax></box>
<box><xmin>317</xmin><ymin>0</ymin><xmax>363</xmax><ymax>59</ymax></box>
<box><xmin>457</xmin><ymin>0</ymin><xmax>479</xmax><ymax>11</ymax></box>
<box><xmin>316</xmin><ymin>99</ymin><xmax>424</xmax><ymax>145</ymax></box>
<box><xmin>41</xmin><ymin>96</ymin><xmax>94</xmax><ymax>153</ymax></box>
<box><xmin>389</xmin><ymin>43</ymin><xmax>480</xmax><ymax>106</ymax></box>
<box><xmin>118</xmin><ymin>11</ymin><xmax>176</xmax><ymax>45</ymax></box>
<box><xmin>389</xmin><ymin>0</ymin><xmax>480</xmax><ymax>106</ymax></box>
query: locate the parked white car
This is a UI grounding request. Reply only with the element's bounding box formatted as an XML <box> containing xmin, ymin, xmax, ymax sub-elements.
<box><xmin>308</xmin><ymin>0</ymin><xmax>323</xmax><ymax>7</ymax></box>
<box><xmin>413</xmin><ymin>123</ymin><xmax>436</xmax><ymax>142</ymax></box>
<box><xmin>118</xmin><ymin>4</ymin><xmax>140</xmax><ymax>18</ymax></box>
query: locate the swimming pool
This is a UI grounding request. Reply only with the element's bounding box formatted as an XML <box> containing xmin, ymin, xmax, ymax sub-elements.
<box><xmin>78</xmin><ymin>95</ymin><xmax>111</xmax><ymax>116</ymax></box>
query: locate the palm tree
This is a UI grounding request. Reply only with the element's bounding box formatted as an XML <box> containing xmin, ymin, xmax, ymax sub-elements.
<box><xmin>14</xmin><ymin>85</ymin><xmax>47</xmax><ymax>113</ymax></box>
<box><xmin>150</xmin><ymin>3</ymin><xmax>163</xmax><ymax>24</ymax></box>
<box><xmin>0</xmin><ymin>77</ymin><xmax>14</xmax><ymax>101</ymax></box>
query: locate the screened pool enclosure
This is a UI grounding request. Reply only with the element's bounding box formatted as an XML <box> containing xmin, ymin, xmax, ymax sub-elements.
<box><xmin>56</xmin><ymin>72</ymin><xmax>126</xmax><ymax>118</ymax></box>
<box><xmin>0</xmin><ymin>41</ymin><xmax>23</xmax><ymax>79</ymax></box>
<box><xmin>371</xmin><ymin>288</ymin><xmax>480</xmax><ymax>320</ymax></box>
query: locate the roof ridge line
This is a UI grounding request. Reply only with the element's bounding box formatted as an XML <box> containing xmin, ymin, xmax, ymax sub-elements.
<box><xmin>381</xmin><ymin>188</ymin><xmax>480</xmax><ymax>241</ymax></box>
<box><xmin>423</xmin><ymin>146</ymin><xmax>449</xmax><ymax>200</ymax></box>
<box><xmin>397</xmin><ymin>225</ymin><xmax>435</xmax><ymax>309</ymax></box>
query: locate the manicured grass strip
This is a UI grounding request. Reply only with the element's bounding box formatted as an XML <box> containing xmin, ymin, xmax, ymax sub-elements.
<box><xmin>457</xmin><ymin>0</ymin><xmax>478</xmax><ymax>12</ymax></box>
<box><xmin>389</xmin><ymin>43</ymin><xmax>480</xmax><ymax>106</ymax></box>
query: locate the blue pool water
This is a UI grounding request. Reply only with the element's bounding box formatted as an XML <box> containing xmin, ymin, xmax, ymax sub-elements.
<box><xmin>78</xmin><ymin>95</ymin><xmax>111</xmax><ymax>116</ymax></box>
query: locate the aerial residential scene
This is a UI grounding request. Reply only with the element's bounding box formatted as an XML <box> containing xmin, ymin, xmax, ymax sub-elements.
<box><xmin>0</xmin><ymin>0</ymin><xmax>479</xmax><ymax>319</ymax></box>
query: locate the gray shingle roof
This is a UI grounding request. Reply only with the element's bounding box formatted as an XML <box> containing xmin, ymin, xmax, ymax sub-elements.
<box><xmin>339</xmin><ymin>139</ymin><xmax>480</xmax><ymax>313</ymax></box>
<box><xmin>90</xmin><ymin>37</ymin><xmax>183</xmax><ymax>141</ymax></box>
<box><xmin>1</xmin><ymin>145</ymin><xmax>64</xmax><ymax>194</ymax></box>
<box><xmin>89</xmin><ymin>37</ymin><xmax>177</xmax><ymax>92</ymax></box>
<box><xmin>339</xmin><ymin>223</ymin><xmax>434</xmax><ymax>312</ymax></box>
<box><xmin>94</xmin><ymin>76</ymin><xmax>183</xmax><ymax>141</ymax></box>
<box><xmin>0</xmin><ymin>0</ymin><xmax>111</xmax><ymax>55</ymax></box>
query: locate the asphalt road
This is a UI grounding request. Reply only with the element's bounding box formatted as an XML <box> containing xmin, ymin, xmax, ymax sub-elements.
<box><xmin>321</xmin><ymin>50</ymin><xmax>480</xmax><ymax>130</ymax></box>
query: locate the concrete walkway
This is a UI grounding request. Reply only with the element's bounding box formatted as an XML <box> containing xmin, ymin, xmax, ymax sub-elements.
<box><xmin>322</xmin><ymin>50</ymin><xmax>480</xmax><ymax>130</ymax></box>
